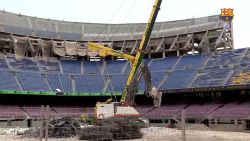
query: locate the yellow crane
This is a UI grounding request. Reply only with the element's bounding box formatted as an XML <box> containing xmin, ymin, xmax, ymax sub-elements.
<box><xmin>88</xmin><ymin>0</ymin><xmax>162</xmax><ymax>119</ymax></box>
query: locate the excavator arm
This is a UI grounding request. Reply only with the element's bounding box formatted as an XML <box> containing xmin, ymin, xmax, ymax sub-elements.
<box><xmin>121</xmin><ymin>0</ymin><xmax>162</xmax><ymax>105</ymax></box>
<box><xmin>125</xmin><ymin>62</ymin><xmax>162</xmax><ymax>107</ymax></box>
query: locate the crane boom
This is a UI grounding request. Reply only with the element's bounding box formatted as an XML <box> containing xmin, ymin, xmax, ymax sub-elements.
<box><xmin>88</xmin><ymin>42</ymin><xmax>135</xmax><ymax>62</ymax></box>
<box><xmin>121</xmin><ymin>0</ymin><xmax>162</xmax><ymax>105</ymax></box>
<box><xmin>87</xmin><ymin>0</ymin><xmax>163</xmax><ymax>119</ymax></box>
<box><xmin>87</xmin><ymin>0</ymin><xmax>162</xmax><ymax>107</ymax></box>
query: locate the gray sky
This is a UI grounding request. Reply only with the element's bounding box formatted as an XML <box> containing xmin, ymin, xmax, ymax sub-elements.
<box><xmin>0</xmin><ymin>0</ymin><xmax>248</xmax><ymax>48</ymax></box>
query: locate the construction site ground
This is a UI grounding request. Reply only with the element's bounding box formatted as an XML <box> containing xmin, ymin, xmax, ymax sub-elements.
<box><xmin>0</xmin><ymin>127</ymin><xmax>250</xmax><ymax>141</ymax></box>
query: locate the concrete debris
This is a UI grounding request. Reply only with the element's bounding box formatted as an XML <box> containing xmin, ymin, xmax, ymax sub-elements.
<box><xmin>78</xmin><ymin>117</ymin><xmax>143</xmax><ymax>140</ymax></box>
<box><xmin>0</xmin><ymin>127</ymin><xmax>30</xmax><ymax>135</ymax></box>
<box><xmin>22</xmin><ymin>117</ymin><xmax>80</xmax><ymax>138</ymax></box>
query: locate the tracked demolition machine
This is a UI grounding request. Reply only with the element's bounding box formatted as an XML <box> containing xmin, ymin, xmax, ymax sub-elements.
<box><xmin>88</xmin><ymin>0</ymin><xmax>163</xmax><ymax>119</ymax></box>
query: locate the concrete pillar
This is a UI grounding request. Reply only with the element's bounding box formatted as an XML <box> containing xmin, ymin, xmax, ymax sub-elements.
<box><xmin>181</xmin><ymin>109</ymin><xmax>186</xmax><ymax>141</ymax></box>
<box><xmin>40</xmin><ymin>105</ymin><xmax>44</xmax><ymax>141</ymax></box>
<box><xmin>192</xmin><ymin>48</ymin><xmax>195</xmax><ymax>55</ymax></box>
<box><xmin>177</xmin><ymin>50</ymin><xmax>180</xmax><ymax>57</ymax></box>
<box><xmin>45</xmin><ymin>105</ymin><xmax>49</xmax><ymax>141</ymax></box>
<box><xmin>163</xmin><ymin>51</ymin><xmax>166</xmax><ymax>58</ymax></box>
<box><xmin>230</xmin><ymin>21</ymin><xmax>234</xmax><ymax>49</ymax></box>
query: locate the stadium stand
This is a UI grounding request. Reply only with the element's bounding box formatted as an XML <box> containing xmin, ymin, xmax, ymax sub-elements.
<box><xmin>175</xmin><ymin>55</ymin><xmax>207</xmax><ymax>70</ymax></box>
<box><xmin>149</xmin><ymin>57</ymin><xmax>179</xmax><ymax>72</ymax></box>
<box><xmin>58</xmin><ymin>74</ymin><xmax>72</xmax><ymax>92</ymax></box>
<box><xmin>0</xmin><ymin>70</ymin><xmax>20</xmax><ymax>90</ymax></box>
<box><xmin>192</xmin><ymin>68</ymin><xmax>231</xmax><ymax>87</ymax></box>
<box><xmin>0</xmin><ymin>48</ymin><xmax>250</xmax><ymax>92</ymax></box>
<box><xmin>17</xmin><ymin>72</ymin><xmax>50</xmax><ymax>91</ymax></box>
<box><xmin>23</xmin><ymin>106</ymin><xmax>56</xmax><ymax>118</ymax></box>
<box><xmin>0</xmin><ymin>105</ymin><xmax>25</xmax><ymax>119</ymax></box>
<box><xmin>61</xmin><ymin>58</ymin><xmax>81</xmax><ymax>74</ymax></box>
<box><xmin>136</xmin><ymin>104</ymin><xmax>186</xmax><ymax>119</ymax></box>
<box><xmin>46</xmin><ymin>73</ymin><xmax>63</xmax><ymax>92</ymax></box>
<box><xmin>211</xmin><ymin>102</ymin><xmax>250</xmax><ymax>119</ymax></box>
<box><xmin>37</xmin><ymin>60</ymin><xmax>60</xmax><ymax>73</ymax></box>
<box><xmin>8</xmin><ymin>57</ymin><xmax>39</xmax><ymax>71</ymax></box>
<box><xmin>53</xmin><ymin>107</ymin><xmax>85</xmax><ymax>117</ymax></box>
<box><xmin>75</xmin><ymin>75</ymin><xmax>105</xmax><ymax>93</ymax></box>
<box><xmin>1</xmin><ymin>102</ymin><xmax>249</xmax><ymax>120</ymax></box>
<box><xmin>108</xmin><ymin>74</ymin><xmax>129</xmax><ymax>92</ymax></box>
<box><xmin>83</xmin><ymin>61</ymin><xmax>103</xmax><ymax>74</ymax></box>
<box><xmin>104</xmin><ymin>60</ymin><xmax>127</xmax><ymax>74</ymax></box>
<box><xmin>182</xmin><ymin>103</ymin><xmax>222</xmax><ymax>118</ymax></box>
<box><xmin>0</xmin><ymin>57</ymin><xmax>8</xmax><ymax>69</ymax></box>
<box><xmin>161</xmin><ymin>69</ymin><xmax>198</xmax><ymax>89</ymax></box>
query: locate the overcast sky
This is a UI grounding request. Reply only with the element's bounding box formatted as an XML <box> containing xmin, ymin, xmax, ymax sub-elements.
<box><xmin>0</xmin><ymin>0</ymin><xmax>249</xmax><ymax>48</ymax></box>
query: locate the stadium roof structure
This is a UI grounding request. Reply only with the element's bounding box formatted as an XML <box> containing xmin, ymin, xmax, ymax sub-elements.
<box><xmin>0</xmin><ymin>10</ymin><xmax>234</xmax><ymax>58</ymax></box>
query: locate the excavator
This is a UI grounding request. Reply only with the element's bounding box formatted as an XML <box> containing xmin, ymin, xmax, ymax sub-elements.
<box><xmin>88</xmin><ymin>0</ymin><xmax>163</xmax><ymax>119</ymax></box>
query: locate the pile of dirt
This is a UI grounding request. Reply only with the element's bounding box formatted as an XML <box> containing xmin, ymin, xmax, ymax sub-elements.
<box><xmin>78</xmin><ymin>117</ymin><xmax>143</xmax><ymax>140</ymax></box>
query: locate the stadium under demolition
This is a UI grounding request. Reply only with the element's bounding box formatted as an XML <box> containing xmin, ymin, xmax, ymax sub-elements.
<box><xmin>0</xmin><ymin>0</ymin><xmax>250</xmax><ymax>140</ymax></box>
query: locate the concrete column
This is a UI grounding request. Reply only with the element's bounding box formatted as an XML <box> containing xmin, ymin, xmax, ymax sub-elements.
<box><xmin>40</xmin><ymin>105</ymin><xmax>44</xmax><ymax>141</ymax></box>
<box><xmin>55</xmin><ymin>22</ymin><xmax>60</xmax><ymax>39</ymax></box>
<box><xmin>181</xmin><ymin>109</ymin><xmax>186</xmax><ymax>141</ymax></box>
<box><xmin>230</xmin><ymin>21</ymin><xmax>234</xmax><ymax>49</ymax></box>
<box><xmin>163</xmin><ymin>51</ymin><xmax>166</xmax><ymax>58</ymax></box>
<box><xmin>27</xmin><ymin>17</ymin><xmax>33</xmax><ymax>29</ymax></box>
<box><xmin>45</xmin><ymin>105</ymin><xmax>49</xmax><ymax>141</ymax></box>
<box><xmin>192</xmin><ymin>48</ymin><xmax>195</xmax><ymax>55</ymax></box>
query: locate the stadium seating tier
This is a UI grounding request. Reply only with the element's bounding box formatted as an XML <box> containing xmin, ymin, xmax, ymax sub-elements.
<box><xmin>0</xmin><ymin>48</ymin><xmax>249</xmax><ymax>94</ymax></box>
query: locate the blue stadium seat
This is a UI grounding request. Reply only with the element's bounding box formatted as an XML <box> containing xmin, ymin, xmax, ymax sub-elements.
<box><xmin>61</xmin><ymin>59</ymin><xmax>81</xmax><ymax>74</ymax></box>
<box><xmin>0</xmin><ymin>48</ymin><xmax>249</xmax><ymax>93</ymax></box>
<box><xmin>0</xmin><ymin>58</ymin><xmax>8</xmax><ymax>70</ymax></box>
<box><xmin>0</xmin><ymin>70</ymin><xmax>20</xmax><ymax>90</ymax></box>
<box><xmin>123</xmin><ymin>62</ymin><xmax>131</xmax><ymax>73</ymax></box>
<box><xmin>47</xmin><ymin>73</ymin><xmax>63</xmax><ymax>91</ymax></box>
<box><xmin>192</xmin><ymin>69</ymin><xmax>230</xmax><ymax>87</ymax></box>
<box><xmin>17</xmin><ymin>72</ymin><xmax>50</xmax><ymax>91</ymax></box>
<box><xmin>104</xmin><ymin>60</ymin><xmax>127</xmax><ymax>74</ymax></box>
<box><xmin>149</xmin><ymin>57</ymin><xmax>178</xmax><ymax>72</ymax></box>
<box><xmin>83</xmin><ymin>61</ymin><xmax>103</xmax><ymax>74</ymax></box>
<box><xmin>206</xmin><ymin>49</ymin><xmax>245</xmax><ymax>67</ymax></box>
<box><xmin>75</xmin><ymin>75</ymin><xmax>105</xmax><ymax>93</ymax></box>
<box><xmin>175</xmin><ymin>55</ymin><xmax>206</xmax><ymax>69</ymax></box>
<box><xmin>38</xmin><ymin>60</ymin><xmax>60</xmax><ymax>73</ymax></box>
<box><xmin>58</xmin><ymin>74</ymin><xmax>72</xmax><ymax>92</ymax></box>
<box><xmin>8</xmin><ymin>57</ymin><xmax>39</xmax><ymax>71</ymax></box>
<box><xmin>139</xmin><ymin>72</ymin><xmax>167</xmax><ymax>90</ymax></box>
<box><xmin>108</xmin><ymin>74</ymin><xmax>129</xmax><ymax>92</ymax></box>
<box><xmin>161</xmin><ymin>69</ymin><xmax>197</xmax><ymax>89</ymax></box>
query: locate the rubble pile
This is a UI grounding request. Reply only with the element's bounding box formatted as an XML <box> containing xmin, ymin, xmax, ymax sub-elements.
<box><xmin>48</xmin><ymin>117</ymin><xmax>80</xmax><ymax>138</ymax></box>
<box><xmin>23</xmin><ymin>117</ymin><xmax>80</xmax><ymax>138</ymax></box>
<box><xmin>78</xmin><ymin>117</ymin><xmax>143</xmax><ymax>140</ymax></box>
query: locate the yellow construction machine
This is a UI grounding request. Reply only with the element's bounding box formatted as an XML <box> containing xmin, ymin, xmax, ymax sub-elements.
<box><xmin>88</xmin><ymin>0</ymin><xmax>163</xmax><ymax>119</ymax></box>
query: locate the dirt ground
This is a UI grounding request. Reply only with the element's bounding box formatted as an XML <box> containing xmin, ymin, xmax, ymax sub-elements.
<box><xmin>0</xmin><ymin>127</ymin><xmax>250</xmax><ymax>141</ymax></box>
